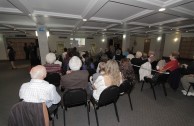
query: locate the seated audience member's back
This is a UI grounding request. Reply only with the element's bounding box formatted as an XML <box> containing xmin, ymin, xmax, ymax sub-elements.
<box><xmin>60</xmin><ymin>56</ymin><xmax>89</xmax><ymax>90</ymax></box>
<box><xmin>19</xmin><ymin>65</ymin><xmax>61</xmax><ymax>109</ymax></box>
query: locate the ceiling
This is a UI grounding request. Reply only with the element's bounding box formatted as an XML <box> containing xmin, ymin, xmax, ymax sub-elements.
<box><xmin>0</xmin><ymin>0</ymin><xmax>194</xmax><ymax>37</ymax></box>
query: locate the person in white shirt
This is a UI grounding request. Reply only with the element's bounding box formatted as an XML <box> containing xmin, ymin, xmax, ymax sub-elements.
<box><xmin>93</xmin><ymin>60</ymin><xmax>122</xmax><ymax>101</ymax></box>
<box><xmin>19</xmin><ymin>65</ymin><xmax>61</xmax><ymax>113</ymax></box>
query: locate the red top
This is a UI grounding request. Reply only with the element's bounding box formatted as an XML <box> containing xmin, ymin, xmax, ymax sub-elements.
<box><xmin>162</xmin><ymin>59</ymin><xmax>179</xmax><ymax>72</ymax></box>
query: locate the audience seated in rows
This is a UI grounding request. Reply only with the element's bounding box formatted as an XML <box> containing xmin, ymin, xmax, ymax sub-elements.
<box><xmin>19</xmin><ymin>65</ymin><xmax>61</xmax><ymax>114</ymax></box>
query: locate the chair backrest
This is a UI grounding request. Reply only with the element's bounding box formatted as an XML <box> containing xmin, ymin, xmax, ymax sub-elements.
<box><xmin>8</xmin><ymin>102</ymin><xmax>49</xmax><ymax>126</ymax></box>
<box><xmin>98</xmin><ymin>85</ymin><xmax>120</xmax><ymax>107</ymax></box>
<box><xmin>119</xmin><ymin>80</ymin><xmax>133</xmax><ymax>94</ymax></box>
<box><xmin>44</xmin><ymin>73</ymin><xmax>61</xmax><ymax>87</ymax></box>
<box><xmin>63</xmin><ymin>88</ymin><xmax>87</xmax><ymax>108</ymax></box>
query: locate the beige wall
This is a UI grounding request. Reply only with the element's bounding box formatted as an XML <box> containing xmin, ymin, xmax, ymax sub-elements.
<box><xmin>48</xmin><ymin>34</ymin><xmax>108</xmax><ymax>55</ymax></box>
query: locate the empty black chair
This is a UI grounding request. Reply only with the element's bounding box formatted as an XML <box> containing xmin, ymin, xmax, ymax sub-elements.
<box><xmin>119</xmin><ymin>80</ymin><xmax>134</xmax><ymax>110</ymax></box>
<box><xmin>44</xmin><ymin>73</ymin><xmax>61</xmax><ymax>87</ymax></box>
<box><xmin>186</xmin><ymin>82</ymin><xmax>194</xmax><ymax>96</ymax></box>
<box><xmin>62</xmin><ymin>88</ymin><xmax>90</xmax><ymax>126</ymax></box>
<box><xmin>141</xmin><ymin>73</ymin><xmax>169</xmax><ymax>100</ymax></box>
<box><xmin>90</xmin><ymin>85</ymin><xmax>120</xmax><ymax>126</ymax></box>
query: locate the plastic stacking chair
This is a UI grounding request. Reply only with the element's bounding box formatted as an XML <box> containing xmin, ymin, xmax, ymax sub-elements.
<box><xmin>90</xmin><ymin>85</ymin><xmax>120</xmax><ymax>126</ymax></box>
<box><xmin>62</xmin><ymin>88</ymin><xmax>90</xmax><ymax>126</ymax></box>
<box><xmin>186</xmin><ymin>82</ymin><xmax>194</xmax><ymax>96</ymax></box>
<box><xmin>8</xmin><ymin>102</ymin><xmax>49</xmax><ymax>126</ymax></box>
<box><xmin>119</xmin><ymin>80</ymin><xmax>134</xmax><ymax>110</ymax></box>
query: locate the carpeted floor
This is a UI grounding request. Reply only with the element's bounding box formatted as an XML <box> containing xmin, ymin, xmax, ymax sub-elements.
<box><xmin>0</xmin><ymin>60</ymin><xmax>194</xmax><ymax>126</ymax></box>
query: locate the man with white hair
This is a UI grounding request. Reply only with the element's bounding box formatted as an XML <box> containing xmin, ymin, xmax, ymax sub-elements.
<box><xmin>19</xmin><ymin>65</ymin><xmax>61</xmax><ymax>113</ymax></box>
<box><xmin>60</xmin><ymin>56</ymin><xmax>89</xmax><ymax>90</ymax></box>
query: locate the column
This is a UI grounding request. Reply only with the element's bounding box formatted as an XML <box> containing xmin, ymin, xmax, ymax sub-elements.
<box><xmin>122</xmin><ymin>33</ymin><xmax>130</xmax><ymax>52</ymax></box>
<box><xmin>36</xmin><ymin>25</ymin><xmax>49</xmax><ymax>65</ymax></box>
<box><xmin>0</xmin><ymin>34</ymin><xmax>8</xmax><ymax>60</ymax></box>
<box><xmin>158</xmin><ymin>33</ymin><xmax>166</xmax><ymax>59</ymax></box>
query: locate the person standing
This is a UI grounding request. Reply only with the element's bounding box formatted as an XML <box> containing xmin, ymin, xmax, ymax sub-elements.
<box><xmin>23</xmin><ymin>43</ymin><xmax>29</xmax><ymax>60</ymax></box>
<box><xmin>7</xmin><ymin>42</ymin><xmax>16</xmax><ymax>69</ymax></box>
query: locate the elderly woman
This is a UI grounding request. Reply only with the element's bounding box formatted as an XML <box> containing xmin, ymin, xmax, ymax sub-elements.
<box><xmin>93</xmin><ymin>60</ymin><xmax>122</xmax><ymax>101</ymax></box>
<box><xmin>159</xmin><ymin>51</ymin><xmax>179</xmax><ymax>72</ymax></box>
<box><xmin>44</xmin><ymin>53</ymin><xmax>62</xmax><ymax>73</ymax></box>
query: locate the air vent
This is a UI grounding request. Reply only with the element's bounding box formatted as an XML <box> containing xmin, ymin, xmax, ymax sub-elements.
<box><xmin>15</xmin><ymin>35</ymin><xmax>26</xmax><ymax>37</ymax></box>
<box><xmin>58</xmin><ymin>36</ymin><xmax>67</xmax><ymax>39</ymax></box>
<box><xmin>86</xmin><ymin>37</ymin><xmax>94</xmax><ymax>39</ymax></box>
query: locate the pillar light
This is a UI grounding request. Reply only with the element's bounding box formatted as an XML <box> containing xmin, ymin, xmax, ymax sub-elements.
<box><xmin>157</xmin><ymin>36</ymin><xmax>162</xmax><ymax>41</ymax></box>
<box><xmin>46</xmin><ymin>31</ymin><xmax>50</xmax><ymax>37</ymax></box>
<box><xmin>35</xmin><ymin>31</ymin><xmax>38</xmax><ymax>36</ymax></box>
<box><xmin>174</xmin><ymin>37</ymin><xmax>178</xmax><ymax>42</ymax></box>
<box><xmin>123</xmin><ymin>34</ymin><xmax>126</xmax><ymax>39</ymax></box>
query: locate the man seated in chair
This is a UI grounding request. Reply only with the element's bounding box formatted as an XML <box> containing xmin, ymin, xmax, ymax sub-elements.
<box><xmin>60</xmin><ymin>56</ymin><xmax>89</xmax><ymax>91</ymax></box>
<box><xmin>19</xmin><ymin>65</ymin><xmax>61</xmax><ymax>114</ymax></box>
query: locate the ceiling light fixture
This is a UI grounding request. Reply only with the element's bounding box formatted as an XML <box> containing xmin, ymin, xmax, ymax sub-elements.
<box><xmin>83</xmin><ymin>19</ymin><xmax>87</xmax><ymax>22</ymax></box>
<box><xmin>159</xmin><ymin>8</ymin><xmax>166</xmax><ymax>12</ymax></box>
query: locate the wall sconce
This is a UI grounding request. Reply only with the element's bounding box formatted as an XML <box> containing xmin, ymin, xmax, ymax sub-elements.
<box><xmin>123</xmin><ymin>34</ymin><xmax>126</xmax><ymax>39</ymax></box>
<box><xmin>157</xmin><ymin>36</ymin><xmax>162</xmax><ymax>41</ymax></box>
<box><xmin>102</xmin><ymin>38</ymin><xmax>105</xmax><ymax>42</ymax></box>
<box><xmin>174</xmin><ymin>37</ymin><xmax>178</xmax><ymax>42</ymax></box>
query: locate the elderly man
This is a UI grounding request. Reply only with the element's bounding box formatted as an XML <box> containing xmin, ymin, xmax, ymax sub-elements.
<box><xmin>60</xmin><ymin>56</ymin><xmax>89</xmax><ymax>91</ymax></box>
<box><xmin>19</xmin><ymin>65</ymin><xmax>61</xmax><ymax>113</ymax></box>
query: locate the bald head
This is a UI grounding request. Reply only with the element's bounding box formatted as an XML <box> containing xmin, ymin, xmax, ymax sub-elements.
<box><xmin>30</xmin><ymin>65</ymin><xmax>47</xmax><ymax>79</ymax></box>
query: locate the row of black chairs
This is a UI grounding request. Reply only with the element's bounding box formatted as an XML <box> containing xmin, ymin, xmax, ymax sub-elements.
<box><xmin>60</xmin><ymin>79</ymin><xmax>134</xmax><ymax>126</ymax></box>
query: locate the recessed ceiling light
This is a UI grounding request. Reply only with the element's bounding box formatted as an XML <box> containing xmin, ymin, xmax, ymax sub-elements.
<box><xmin>170</xmin><ymin>29</ymin><xmax>173</xmax><ymax>30</ymax></box>
<box><xmin>186</xmin><ymin>30</ymin><xmax>188</xmax><ymax>32</ymax></box>
<box><xmin>83</xmin><ymin>19</ymin><xmax>87</xmax><ymax>22</ymax></box>
<box><xmin>159</xmin><ymin>8</ymin><xmax>166</xmax><ymax>12</ymax></box>
<box><xmin>28</xmin><ymin>14</ymin><xmax>32</xmax><ymax>16</ymax></box>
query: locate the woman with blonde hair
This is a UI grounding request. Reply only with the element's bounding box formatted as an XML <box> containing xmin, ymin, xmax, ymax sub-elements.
<box><xmin>93</xmin><ymin>60</ymin><xmax>122</xmax><ymax>100</ymax></box>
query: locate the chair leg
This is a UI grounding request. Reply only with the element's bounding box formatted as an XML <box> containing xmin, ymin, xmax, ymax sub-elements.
<box><xmin>94</xmin><ymin>107</ymin><xmax>99</xmax><ymax>126</ymax></box>
<box><xmin>63</xmin><ymin>108</ymin><xmax>66</xmax><ymax>126</ymax></box>
<box><xmin>127</xmin><ymin>93</ymin><xmax>133</xmax><ymax>110</ymax></box>
<box><xmin>52</xmin><ymin>117</ymin><xmax>54</xmax><ymax>126</ymax></box>
<box><xmin>150</xmin><ymin>82</ymin><xmax>156</xmax><ymax>100</ymax></box>
<box><xmin>186</xmin><ymin>85</ymin><xmax>192</xmax><ymax>96</ymax></box>
<box><xmin>86</xmin><ymin>104</ymin><xmax>90</xmax><ymax>125</ymax></box>
<box><xmin>141</xmin><ymin>81</ymin><xmax>144</xmax><ymax>92</ymax></box>
<box><xmin>162</xmin><ymin>83</ymin><xmax>167</xmax><ymax>96</ymax></box>
<box><xmin>113</xmin><ymin>102</ymin><xmax>120</xmax><ymax>122</ymax></box>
